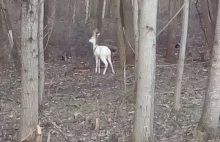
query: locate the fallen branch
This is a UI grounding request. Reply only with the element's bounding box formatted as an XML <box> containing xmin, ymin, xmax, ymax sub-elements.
<box><xmin>42</xmin><ymin>113</ymin><xmax>72</xmax><ymax>141</ymax></box>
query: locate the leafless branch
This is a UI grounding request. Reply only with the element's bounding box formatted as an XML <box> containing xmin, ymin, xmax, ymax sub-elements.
<box><xmin>42</xmin><ymin>113</ymin><xmax>72</xmax><ymax>142</ymax></box>
<box><xmin>157</xmin><ymin>3</ymin><xmax>185</xmax><ymax>37</ymax></box>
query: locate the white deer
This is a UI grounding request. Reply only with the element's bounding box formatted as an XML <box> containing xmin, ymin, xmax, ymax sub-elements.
<box><xmin>89</xmin><ymin>29</ymin><xmax>115</xmax><ymax>75</ymax></box>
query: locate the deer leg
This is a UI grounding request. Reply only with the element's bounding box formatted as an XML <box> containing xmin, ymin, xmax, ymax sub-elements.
<box><xmin>95</xmin><ymin>56</ymin><xmax>98</xmax><ymax>73</ymax></box>
<box><xmin>101</xmin><ymin>58</ymin><xmax>108</xmax><ymax>75</ymax></box>
<box><xmin>98</xmin><ymin>59</ymin><xmax>101</xmax><ymax>73</ymax></box>
<box><xmin>107</xmin><ymin>56</ymin><xmax>115</xmax><ymax>74</ymax></box>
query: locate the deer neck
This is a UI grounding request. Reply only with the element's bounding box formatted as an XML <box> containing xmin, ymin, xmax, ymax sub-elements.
<box><xmin>92</xmin><ymin>41</ymin><xmax>98</xmax><ymax>52</ymax></box>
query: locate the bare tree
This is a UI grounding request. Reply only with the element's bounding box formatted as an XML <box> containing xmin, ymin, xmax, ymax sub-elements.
<box><xmin>97</xmin><ymin>0</ymin><xmax>104</xmax><ymax>32</ymax></box>
<box><xmin>133</xmin><ymin>0</ymin><xmax>139</xmax><ymax>92</ymax></box>
<box><xmin>72</xmin><ymin>0</ymin><xmax>76</xmax><ymax>24</ymax></box>
<box><xmin>19</xmin><ymin>0</ymin><xmax>42</xmax><ymax>141</ymax></box>
<box><xmin>192</xmin><ymin>1</ymin><xmax>220</xmax><ymax>141</ymax></box>
<box><xmin>199</xmin><ymin>0</ymin><xmax>218</xmax><ymax>60</ymax></box>
<box><xmin>122</xmin><ymin>0</ymin><xmax>135</xmax><ymax>65</ymax></box>
<box><xmin>115</xmin><ymin>0</ymin><xmax>125</xmax><ymax>68</ymax></box>
<box><xmin>166</xmin><ymin>0</ymin><xmax>181</xmax><ymax>62</ymax></box>
<box><xmin>38</xmin><ymin>0</ymin><xmax>45</xmax><ymax>106</ymax></box>
<box><xmin>174</xmin><ymin>0</ymin><xmax>189</xmax><ymax>111</ymax></box>
<box><xmin>102</xmin><ymin>0</ymin><xmax>106</xmax><ymax>19</ymax></box>
<box><xmin>85</xmin><ymin>0</ymin><xmax>90</xmax><ymax>24</ymax></box>
<box><xmin>133</xmin><ymin>0</ymin><xmax>158</xmax><ymax>141</ymax></box>
<box><xmin>0</xmin><ymin>0</ymin><xmax>21</xmax><ymax>74</ymax></box>
<box><xmin>115</xmin><ymin>0</ymin><xmax>126</xmax><ymax>90</ymax></box>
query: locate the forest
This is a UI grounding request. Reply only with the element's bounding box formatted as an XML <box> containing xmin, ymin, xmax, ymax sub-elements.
<box><xmin>0</xmin><ymin>0</ymin><xmax>220</xmax><ymax>142</ymax></box>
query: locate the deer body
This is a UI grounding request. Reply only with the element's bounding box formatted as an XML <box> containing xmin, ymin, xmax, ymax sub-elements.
<box><xmin>89</xmin><ymin>32</ymin><xmax>115</xmax><ymax>75</ymax></box>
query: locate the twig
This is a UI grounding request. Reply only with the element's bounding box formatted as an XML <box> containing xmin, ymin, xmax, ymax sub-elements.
<box><xmin>157</xmin><ymin>3</ymin><xmax>185</xmax><ymax>37</ymax></box>
<box><xmin>47</xmin><ymin>130</ymin><xmax>52</xmax><ymax>142</ymax></box>
<box><xmin>156</xmin><ymin>63</ymin><xmax>190</xmax><ymax>67</ymax></box>
<box><xmin>19</xmin><ymin>128</ymin><xmax>37</xmax><ymax>142</ymax></box>
<box><xmin>122</xmin><ymin>27</ymin><xmax>135</xmax><ymax>53</ymax></box>
<box><xmin>42</xmin><ymin>113</ymin><xmax>72</xmax><ymax>141</ymax></box>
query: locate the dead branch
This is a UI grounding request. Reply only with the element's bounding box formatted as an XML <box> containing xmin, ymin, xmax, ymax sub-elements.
<box><xmin>157</xmin><ymin>3</ymin><xmax>185</xmax><ymax>37</ymax></box>
<box><xmin>42</xmin><ymin>113</ymin><xmax>72</xmax><ymax>141</ymax></box>
<box><xmin>47</xmin><ymin>130</ymin><xmax>52</xmax><ymax>142</ymax></box>
<box><xmin>122</xmin><ymin>27</ymin><xmax>135</xmax><ymax>53</ymax></box>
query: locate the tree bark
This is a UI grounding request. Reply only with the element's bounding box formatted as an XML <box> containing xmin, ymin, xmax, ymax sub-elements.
<box><xmin>72</xmin><ymin>0</ymin><xmax>76</xmax><ymax>24</ymax></box>
<box><xmin>122</xmin><ymin>0</ymin><xmax>135</xmax><ymax>65</ymax></box>
<box><xmin>133</xmin><ymin>0</ymin><xmax>158</xmax><ymax>141</ymax></box>
<box><xmin>102</xmin><ymin>0</ymin><xmax>106</xmax><ymax>19</ymax></box>
<box><xmin>0</xmin><ymin>0</ymin><xmax>21</xmax><ymax>75</ymax></box>
<box><xmin>193</xmin><ymin>1</ymin><xmax>220</xmax><ymax>141</ymax></box>
<box><xmin>97</xmin><ymin>0</ymin><xmax>104</xmax><ymax>32</ymax></box>
<box><xmin>133</xmin><ymin>0</ymin><xmax>139</xmax><ymax>92</ymax></box>
<box><xmin>200</xmin><ymin>0</ymin><xmax>219</xmax><ymax>60</ymax></box>
<box><xmin>85</xmin><ymin>0</ymin><xmax>89</xmax><ymax>24</ymax></box>
<box><xmin>38</xmin><ymin>0</ymin><xmax>45</xmax><ymax>107</ymax></box>
<box><xmin>115</xmin><ymin>0</ymin><xmax>126</xmax><ymax>68</ymax></box>
<box><xmin>174</xmin><ymin>0</ymin><xmax>189</xmax><ymax>111</ymax></box>
<box><xmin>0</xmin><ymin>7</ymin><xmax>6</xmax><ymax>69</ymax></box>
<box><xmin>19</xmin><ymin>0</ymin><xmax>40</xmax><ymax>141</ymax></box>
<box><xmin>166</xmin><ymin>0</ymin><xmax>181</xmax><ymax>62</ymax></box>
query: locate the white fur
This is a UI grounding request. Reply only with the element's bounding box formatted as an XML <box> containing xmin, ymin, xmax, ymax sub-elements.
<box><xmin>89</xmin><ymin>33</ymin><xmax>115</xmax><ymax>75</ymax></box>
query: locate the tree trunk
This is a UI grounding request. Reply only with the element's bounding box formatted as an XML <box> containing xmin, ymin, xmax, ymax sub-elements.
<box><xmin>200</xmin><ymin>0</ymin><xmax>219</xmax><ymax>60</ymax></box>
<box><xmin>0</xmin><ymin>0</ymin><xmax>21</xmax><ymax>75</ymax></box>
<box><xmin>85</xmin><ymin>0</ymin><xmax>89</xmax><ymax>24</ymax></box>
<box><xmin>72</xmin><ymin>0</ymin><xmax>76</xmax><ymax>24</ymax></box>
<box><xmin>174</xmin><ymin>0</ymin><xmax>189</xmax><ymax>111</ymax></box>
<box><xmin>133</xmin><ymin>0</ymin><xmax>139</xmax><ymax>92</ymax></box>
<box><xmin>38</xmin><ymin>0</ymin><xmax>45</xmax><ymax>107</ymax></box>
<box><xmin>97</xmin><ymin>0</ymin><xmax>104</xmax><ymax>32</ymax></box>
<box><xmin>115</xmin><ymin>0</ymin><xmax>126</xmax><ymax>68</ymax></box>
<box><xmin>122</xmin><ymin>0</ymin><xmax>135</xmax><ymax>65</ymax></box>
<box><xmin>102</xmin><ymin>0</ymin><xmax>106</xmax><ymax>19</ymax></box>
<box><xmin>192</xmin><ymin>1</ymin><xmax>220</xmax><ymax>141</ymax></box>
<box><xmin>133</xmin><ymin>0</ymin><xmax>158</xmax><ymax>141</ymax></box>
<box><xmin>166</xmin><ymin>0</ymin><xmax>181</xmax><ymax>62</ymax></box>
<box><xmin>0</xmin><ymin>6</ymin><xmax>6</xmax><ymax>69</ymax></box>
<box><xmin>19</xmin><ymin>0</ymin><xmax>40</xmax><ymax>141</ymax></box>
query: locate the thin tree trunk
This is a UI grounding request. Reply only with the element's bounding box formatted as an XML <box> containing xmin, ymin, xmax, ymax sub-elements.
<box><xmin>85</xmin><ymin>0</ymin><xmax>89</xmax><ymax>24</ymax></box>
<box><xmin>200</xmin><ymin>0</ymin><xmax>219</xmax><ymax>60</ymax></box>
<box><xmin>102</xmin><ymin>0</ymin><xmax>106</xmax><ymax>19</ymax></box>
<box><xmin>43</xmin><ymin>0</ymin><xmax>49</xmax><ymax>59</ymax></box>
<box><xmin>115</xmin><ymin>0</ymin><xmax>126</xmax><ymax>90</ymax></box>
<box><xmin>192</xmin><ymin>1</ymin><xmax>220</xmax><ymax>141</ymax></box>
<box><xmin>97</xmin><ymin>0</ymin><xmax>104</xmax><ymax>32</ymax></box>
<box><xmin>106</xmin><ymin>0</ymin><xmax>112</xmax><ymax>18</ymax></box>
<box><xmin>166</xmin><ymin>0</ymin><xmax>181</xmax><ymax>62</ymax></box>
<box><xmin>0</xmin><ymin>0</ymin><xmax>21</xmax><ymax>75</ymax></box>
<box><xmin>72</xmin><ymin>0</ymin><xmax>76</xmax><ymax>24</ymax></box>
<box><xmin>19</xmin><ymin>0</ymin><xmax>39</xmax><ymax>141</ymax></box>
<box><xmin>115</xmin><ymin>0</ymin><xmax>126</xmax><ymax>68</ymax></box>
<box><xmin>133</xmin><ymin>0</ymin><xmax>158</xmax><ymax>141</ymax></box>
<box><xmin>133</xmin><ymin>0</ymin><xmax>139</xmax><ymax>92</ymax></box>
<box><xmin>38</xmin><ymin>0</ymin><xmax>45</xmax><ymax>106</ymax></box>
<box><xmin>174</xmin><ymin>0</ymin><xmax>189</xmax><ymax>111</ymax></box>
<box><xmin>122</xmin><ymin>0</ymin><xmax>135</xmax><ymax>65</ymax></box>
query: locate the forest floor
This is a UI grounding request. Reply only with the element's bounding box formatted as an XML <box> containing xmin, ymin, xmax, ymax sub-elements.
<box><xmin>1</xmin><ymin>1</ymin><xmax>220</xmax><ymax>142</ymax></box>
<box><xmin>0</xmin><ymin>35</ymin><xmax>214</xmax><ymax>142</ymax></box>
